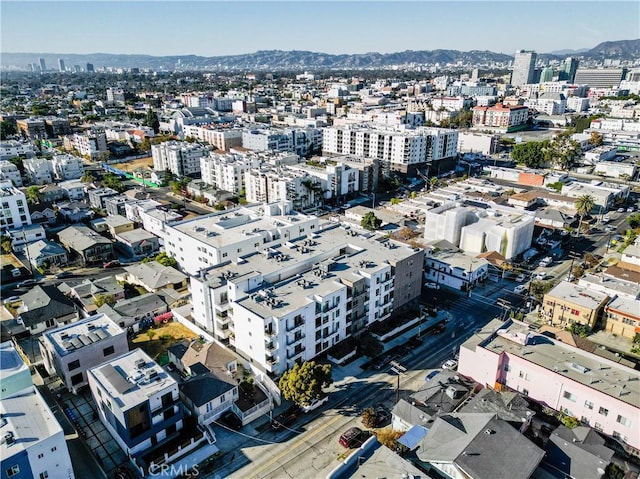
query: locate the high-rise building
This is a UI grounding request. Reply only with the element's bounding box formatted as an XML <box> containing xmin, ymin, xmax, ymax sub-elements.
<box><xmin>38</xmin><ymin>57</ymin><xmax>46</xmax><ymax>71</ymax></box>
<box><xmin>574</xmin><ymin>68</ymin><xmax>627</xmax><ymax>88</ymax></box>
<box><xmin>559</xmin><ymin>57</ymin><xmax>580</xmax><ymax>83</ymax></box>
<box><xmin>86</xmin><ymin>62</ymin><xmax>95</xmax><ymax>72</ymax></box>
<box><xmin>511</xmin><ymin>50</ymin><xmax>537</xmax><ymax>86</ymax></box>
<box><xmin>58</xmin><ymin>58</ymin><xmax>65</xmax><ymax>72</ymax></box>
<box><xmin>540</xmin><ymin>66</ymin><xmax>554</xmax><ymax>83</ymax></box>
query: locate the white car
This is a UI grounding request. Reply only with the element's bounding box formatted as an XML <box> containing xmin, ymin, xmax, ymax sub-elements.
<box><xmin>301</xmin><ymin>396</ymin><xmax>329</xmax><ymax>413</ymax></box>
<box><xmin>515</xmin><ymin>274</ymin><xmax>526</xmax><ymax>283</ymax></box>
<box><xmin>424</xmin><ymin>282</ymin><xmax>441</xmax><ymax>290</ymax></box>
<box><xmin>2</xmin><ymin>296</ymin><xmax>20</xmax><ymax>305</ymax></box>
<box><xmin>442</xmin><ymin>359</ymin><xmax>458</xmax><ymax>370</ymax></box>
<box><xmin>617</xmin><ymin>208</ymin><xmax>625</xmax><ymax>213</ymax></box>
<box><xmin>514</xmin><ymin>285</ymin><xmax>528</xmax><ymax>294</ymax></box>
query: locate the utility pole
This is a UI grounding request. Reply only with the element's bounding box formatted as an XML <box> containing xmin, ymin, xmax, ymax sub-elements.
<box><xmin>496</xmin><ymin>298</ymin><xmax>511</xmax><ymax>322</ymax></box>
<box><xmin>390</xmin><ymin>361</ymin><xmax>407</xmax><ymax>403</ymax></box>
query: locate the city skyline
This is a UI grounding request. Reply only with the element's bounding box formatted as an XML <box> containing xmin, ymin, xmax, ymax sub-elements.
<box><xmin>1</xmin><ymin>1</ymin><xmax>639</xmax><ymax>57</ymax></box>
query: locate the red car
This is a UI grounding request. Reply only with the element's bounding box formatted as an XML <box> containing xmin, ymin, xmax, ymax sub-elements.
<box><xmin>103</xmin><ymin>260</ymin><xmax>121</xmax><ymax>268</ymax></box>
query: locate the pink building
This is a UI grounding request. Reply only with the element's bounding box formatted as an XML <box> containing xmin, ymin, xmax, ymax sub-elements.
<box><xmin>459</xmin><ymin>318</ymin><xmax>640</xmax><ymax>455</ymax></box>
<box><xmin>472</xmin><ymin>103</ymin><xmax>528</xmax><ymax>132</ymax></box>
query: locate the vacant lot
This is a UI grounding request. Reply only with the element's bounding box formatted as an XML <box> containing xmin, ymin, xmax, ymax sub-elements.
<box><xmin>130</xmin><ymin>321</ymin><xmax>197</xmax><ymax>364</ymax></box>
<box><xmin>117</xmin><ymin>156</ymin><xmax>154</xmax><ymax>171</ymax></box>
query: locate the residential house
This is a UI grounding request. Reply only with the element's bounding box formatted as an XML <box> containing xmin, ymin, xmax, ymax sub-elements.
<box><xmin>116</xmin><ymin>262</ymin><xmax>188</xmax><ymax>293</ymax></box>
<box><xmin>29</xmin><ymin>203</ymin><xmax>57</xmax><ymax>225</ymax></box>
<box><xmin>8</xmin><ymin>223</ymin><xmax>46</xmax><ymax>253</ymax></box>
<box><xmin>60</xmin><ymin>276</ymin><xmax>125</xmax><ymax>315</ymax></box>
<box><xmin>58</xmin><ymin>179</ymin><xmax>86</xmax><ymax>201</ymax></box>
<box><xmin>39</xmin><ymin>313</ymin><xmax>129</xmax><ymax>394</ymax></box>
<box><xmin>25</xmin><ymin>239</ymin><xmax>68</xmax><ymax>269</ymax></box>
<box><xmin>423</xmin><ymin>240</ymin><xmax>489</xmax><ymax>291</ymax></box>
<box><xmin>38</xmin><ymin>184</ymin><xmax>65</xmax><ymax>203</ymax></box>
<box><xmin>57</xmin><ymin>201</ymin><xmax>94</xmax><ymax>222</ymax></box>
<box><xmin>58</xmin><ymin>224</ymin><xmax>114</xmax><ymax>266</ymax></box>
<box><xmin>115</xmin><ymin>228</ymin><xmax>160</xmax><ymax>258</ymax></box>
<box><xmin>88</xmin><ymin>187</ymin><xmax>119</xmax><ymax>210</ymax></box>
<box><xmin>17</xmin><ymin>284</ymin><xmax>80</xmax><ymax>335</ymax></box>
<box><xmin>90</xmin><ymin>214</ymin><xmax>134</xmax><ymax>237</ymax></box>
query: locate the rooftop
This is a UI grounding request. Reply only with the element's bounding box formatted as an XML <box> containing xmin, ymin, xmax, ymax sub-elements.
<box><xmin>545</xmin><ymin>281</ymin><xmax>609</xmax><ymax>309</ymax></box>
<box><xmin>89</xmin><ymin>348</ymin><xmax>176</xmax><ymax>407</ymax></box>
<box><xmin>43</xmin><ymin>313</ymin><xmax>124</xmax><ymax>357</ymax></box>
<box><xmin>0</xmin><ymin>340</ymin><xmax>28</xmax><ymax>376</ymax></box>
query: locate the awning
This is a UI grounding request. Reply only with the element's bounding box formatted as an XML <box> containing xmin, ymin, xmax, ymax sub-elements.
<box><xmin>154</xmin><ymin>312</ymin><xmax>173</xmax><ymax>323</ymax></box>
<box><xmin>398</xmin><ymin>424</ymin><xmax>429</xmax><ymax>450</ymax></box>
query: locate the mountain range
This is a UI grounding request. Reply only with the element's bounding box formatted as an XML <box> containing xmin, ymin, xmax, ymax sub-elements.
<box><xmin>2</xmin><ymin>39</ymin><xmax>638</xmax><ymax>71</ymax></box>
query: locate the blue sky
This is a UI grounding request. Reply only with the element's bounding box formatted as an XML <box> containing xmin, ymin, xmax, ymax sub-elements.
<box><xmin>2</xmin><ymin>1</ymin><xmax>639</xmax><ymax>56</ymax></box>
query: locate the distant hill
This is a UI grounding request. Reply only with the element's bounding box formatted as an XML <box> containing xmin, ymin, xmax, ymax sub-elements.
<box><xmin>2</xmin><ymin>39</ymin><xmax>638</xmax><ymax>71</ymax></box>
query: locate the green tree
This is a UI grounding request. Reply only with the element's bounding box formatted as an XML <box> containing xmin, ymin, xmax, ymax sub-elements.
<box><xmin>1</xmin><ymin>235</ymin><xmax>12</xmax><ymax>254</ymax></box>
<box><xmin>627</xmin><ymin>213</ymin><xmax>640</xmax><ymax>229</ymax></box>
<box><xmin>589</xmin><ymin>131</ymin><xmax>604</xmax><ymax>147</ymax></box>
<box><xmin>360</xmin><ymin>211</ymin><xmax>382</xmax><ymax>231</ymax></box>
<box><xmin>511</xmin><ymin>140</ymin><xmax>549</xmax><ymax>168</ymax></box>
<box><xmin>155</xmin><ymin>251</ymin><xmax>178</xmax><ymax>268</ymax></box>
<box><xmin>81</xmin><ymin>171</ymin><xmax>96</xmax><ymax>183</ymax></box>
<box><xmin>429</xmin><ymin>176</ymin><xmax>439</xmax><ymax>191</ymax></box>
<box><xmin>8</xmin><ymin>157</ymin><xmax>25</xmax><ymax>175</ymax></box>
<box><xmin>361</xmin><ymin>407</ymin><xmax>378</xmax><ymax>428</ymax></box>
<box><xmin>26</xmin><ymin>185</ymin><xmax>42</xmax><ymax>204</ymax></box>
<box><xmin>547</xmin><ymin>181</ymin><xmax>564</xmax><ymax>192</ymax></box>
<box><xmin>575</xmin><ymin>194</ymin><xmax>595</xmax><ymax>238</ymax></box>
<box><xmin>162</xmin><ymin>169</ymin><xmax>176</xmax><ymax>186</ymax></box>
<box><xmin>529</xmin><ymin>280</ymin><xmax>554</xmax><ymax>304</ymax></box>
<box><xmin>278</xmin><ymin>361</ymin><xmax>333</xmax><ymax>406</ymax></box>
<box><xmin>102</xmin><ymin>173</ymin><xmax>125</xmax><ymax>193</ymax></box>
<box><xmin>94</xmin><ymin>293</ymin><xmax>116</xmax><ymax>308</ymax></box>
<box><xmin>0</xmin><ymin>121</ymin><xmax>17</xmax><ymax>140</ymax></box>
<box><xmin>545</xmin><ymin>135</ymin><xmax>580</xmax><ymax>171</ymax></box>
<box><xmin>145</xmin><ymin>109</ymin><xmax>160</xmax><ymax>134</ymax></box>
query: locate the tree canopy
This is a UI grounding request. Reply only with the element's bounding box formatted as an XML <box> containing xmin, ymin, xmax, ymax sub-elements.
<box><xmin>360</xmin><ymin>211</ymin><xmax>382</xmax><ymax>231</ymax></box>
<box><xmin>278</xmin><ymin>361</ymin><xmax>333</xmax><ymax>406</ymax></box>
<box><xmin>102</xmin><ymin>173</ymin><xmax>125</xmax><ymax>193</ymax></box>
<box><xmin>511</xmin><ymin>140</ymin><xmax>549</xmax><ymax>168</ymax></box>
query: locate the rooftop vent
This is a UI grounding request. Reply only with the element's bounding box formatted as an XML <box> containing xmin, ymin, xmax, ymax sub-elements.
<box><xmin>484</xmin><ymin>429</ymin><xmax>495</xmax><ymax>435</ymax></box>
<box><xmin>135</xmin><ymin>358</ymin><xmax>146</xmax><ymax>369</ymax></box>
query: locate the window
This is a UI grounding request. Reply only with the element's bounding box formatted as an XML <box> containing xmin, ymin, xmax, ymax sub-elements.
<box><xmin>38</xmin><ymin>453</ymin><xmax>44</xmax><ymax>459</ymax></box>
<box><xmin>584</xmin><ymin>400</ymin><xmax>594</xmax><ymax>410</ymax></box>
<box><xmin>563</xmin><ymin>391</ymin><xmax>576</xmax><ymax>402</ymax></box>
<box><xmin>103</xmin><ymin>345</ymin><xmax>115</xmax><ymax>356</ymax></box>
<box><xmin>518</xmin><ymin>371</ymin><xmax>530</xmax><ymax>381</ymax></box>
<box><xmin>616</xmin><ymin>415</ymin><xmax>630</xmax><ymax>427</ymax></box>
<box><xmin>504</xmin><ymin>364</ymin><xmax>511</xmax><ymax>372</ymax></box>
<box><xmin>599</xmin><ymin>407</ymin><xmax>609</xmax><ymax>417</ymax></box>
<box><xmin>6</xmin><ymin>466</ymin><xmax>19</xmax><ymax>477</ymax></box>
<box><xmin>71</xmin><ymin>373</ymin><xmax>83</xmax><ymax>385</ymax></box>
<box><xmin>39</xmin><ymin>472</ymin><xmax>49</xmax><ymax>479</ymax></box>
<box><xmin>68</xmin><ymin>359</ymin><xmax>80</xmax><ymax>371</ymax></box>
<box><xmin>51</xmin><ymin>447</ymin><xmax>56</xmax><ymax>452</ymax></box>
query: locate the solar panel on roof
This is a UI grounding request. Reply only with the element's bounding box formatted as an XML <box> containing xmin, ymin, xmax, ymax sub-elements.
<box><xmin>88</xmin><ymin>332</ymin><xmax>100</xmax><ymax>342</ymax></box>
<box><xmin>62</xmin><ymin>340</ymin><xmax>74</xmax><ymax>351</ymax></box>
<box><xmin>79</xmin><ymin>335</ymin><xmax>92</xmax><ymax>346</ymax></box>
<box><xmin>70</xmin><ymin>337</ymin><xmax>83</xmax><ymax>349</ymax></box>
<box><xmin>101</xmin><ymin>364</ymin><xmax>131</xmax><ymax>394</ymax></box>
<box><xmin>95</xmin><ymin>329</ymin><xmax>108</xmax><ymax>340</ymax></box>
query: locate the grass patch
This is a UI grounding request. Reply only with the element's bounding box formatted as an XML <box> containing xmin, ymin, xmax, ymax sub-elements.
<box><xmin>129</xmin><ymin>321</ymin><xmax>197</xmax><ymax>362</ymax></box>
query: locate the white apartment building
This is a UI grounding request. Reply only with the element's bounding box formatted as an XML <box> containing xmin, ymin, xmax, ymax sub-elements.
<box><xmin>322</xmin><ymin>125</ymin><xmax>458</xmax><ymax>174</ymax></box>
<box><xmin>459</xmin><ymin>318</ymin><xmax>640</xmax><ymax>455</ymax></box>
<box><xmin>567</xmin><ymin>96</ymin><xmax>589</xmax><ymax>112</ymax></box>
<box><xmin>0</xmin><ymin>140</ymin><xmax>35</xmax><ymax>161</ymax></box>
<box><xmin>561</xmin><ymin>181</ymin><xmax>629</xmax><ymax>212</ymax></box>
<box><xmin>430</xmin><ymin>96</ymin><xmax>473</xmax><ymax>111</ymax></box>
<box><xmin>151</xmin><ymin>141</ymin><xmax>209</xmax><ymax>177</ymax></box>
<box><xmin>189</xmin><ymin>222</ymin><xmax>423</xmax><ymax>376</ymax></box>
<box><xmin>181</xmin><ymin>125</ymin><xmax>243</xmax><ymax>150</ymax></box>
<box><xmin>163</xmin><ymin>202</ymin><xmax>318</xmax><ymax>275</ymax></box>
<box><xmin>244</xmin><ymin>169</ymin><xmax>326</xmax><ymax>210</ymax></box>
<box><xmin>424</xmin><ymin>202</ymin><xmax>535</xmax><ymax>260</ymax></box>
<box><xmin>457</xmin><ymin>132</ymin><xmax>500</xmax><ymax>155</ymax></box>
<box><xmin>88</xmin><ymin>349</ymin><xmax>191</xmax><ymax>477</ymax></box>
<box><xmin>0</xmin><ymin>181</ymin><xmax>31</xmax><ymax>231</ymax></box>
<box><xmin>289</xmin><ymin>162</ymin><xmax>360</xmax><ymax>199</ymax></box>
<box><xmin>58</xmin><ymin>179</ymin><xmax>86</xmax><ymax>201</ymax></box>
<box><xmin>23</xmin><ymin>157</ymin><xmax>54</xmax><ymax>184</ymax></box>
<box><xmin>200</xmin><ymin>152</ymin><xmax>261</xmax><ymax>194</ymax></box>
<box><xmin>40</xmin><ymin>313</ymin><xmax>129</xmax><ymax>394</ymax></box>
<box><xmin>590</xmin><ymin>119</ymin><xmax>640</xmax><ymax>133</ymax></box>
<box><xmin>242</xmin><ymin>128</ymin><xmax>323</xmax><ymax>157</ymax></box>
<box><xmin>0</xmin><ymin>341</ymin><xmax>75</xmax><ymax>479</ymax></box>
<box><xmin>525</xmin><ymin>92</ymin><xmax>567</xmax><ymax>115</ymax></box>
<box><xmin>51</xmin><ymin>153</ymin><xmax>84</xmax><ymax>180</ymax></box>
<box><xmin>0</xmin><ymin>160</ymin><xmax>23</xmax><ymax>186</ymax></box>
<box><xmin>70</xmin><ymin>129</ymin><xmax>108</xmax><ymax>161</ymax></box>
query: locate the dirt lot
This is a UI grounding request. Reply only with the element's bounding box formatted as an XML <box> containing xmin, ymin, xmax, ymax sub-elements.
<box><xmin>130</xmin><ymin>321</ymin><xmax>197</xmax><ymax>363</ymax></box>
<box><xmin>115</xmin><ymin>156</ymin><xmax>154</xmax><ymax>171</ymax></box>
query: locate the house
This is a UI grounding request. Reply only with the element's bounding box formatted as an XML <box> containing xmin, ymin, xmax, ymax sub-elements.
<box><xmin>542</xmin><ymin>426</ymin><xmax>614</xmax><ymax>479</ymax></box>
<box><xmin>542</xmin><ymin>281</ymin><xmax>609</xmax><ymax>329</ymax></box>
<box><xmin>415</xmin><ymin>413</ymin><xmax>544</xmax><ymax>479</ymax></box>
<box><xmin>57</xmin><ymin>200</ymin><xmax>94</xmax><ymax>222</ymax></box>
<box><xmin>110</xmin><ymin>293</ymin><xmax>169</xmax><ymax>324</ymax></box>
<box><xmin>17</xmin><ymin>284</ymin><xmax>80</xmax><ymax>335</ymax></box>
<box><xmin>29</xmin><ymin>203</ymin><xmax>57</xmax><ymax>225</ymax></box>
<box><xmin>424</xmin><ymin>240</ymin><xmax>489</xmax><ymax>291</ymax></box>
<box><xmin>114</xmin><ymin>228</ymin><xmax>160</xmax><ymax>258</ymax></box>
<box><xmin>116</xmin><ymin>262</ymin><xmax>188</xmax><ymax>293</ymax></box>
<box><xmin>88</xmin><ymin>187</ymin><xmax>119</xmax><ymax>210</ymax></box>
<box><xmin>39</xmin><ymin>313</ymin><xmax>129</xmax><ymax>394</ymax></box>
<box><xmin>90</xmin><ymin>214</ymin><xmax>135</xmax><ymax>237</ymax></box>
<box><xmin>535</xmin><ymin>208</ymin><xmax>577</xmax><ymax>230</ymax></box>
<box><xmin>0</xmin><ymin>343</ymin><xmax>75</xmax><ymax>479</ymax></box>
<box><xmin>7</xmin><ymin>223</ymin><xmax>46</xmax><ymax>253</ymax></box>
<box><xmin>58</xmin><ymin>224</ymin><xmax>114</xmax><ymax>265</ymax></box>
<box><xmin>38</xmin><ymin>184</ymin><xmax>65</xmax><ymax>203</ymax></box>
<box><xmin>24</xmin><ymin>239</ymin><xmax>68</xmax><ymax>269</ymax></box>
<box><xmin>59</xmin><ymin>276</ymin><xmax>125</xmax><ymax>315</ymax></box>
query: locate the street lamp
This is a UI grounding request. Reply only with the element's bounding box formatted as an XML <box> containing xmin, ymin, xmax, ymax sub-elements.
<box><xmin>390</xmin><ymin>360</ymin><xmax>407</xmax><ymax>403</ymax></box>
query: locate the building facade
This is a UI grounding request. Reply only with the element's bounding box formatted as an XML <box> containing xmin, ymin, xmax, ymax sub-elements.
<box><xmin>151</xmin><ymin>141</ymin><xmax>209</xmax><ymax>177</ymax></box>
<box><xmin>0</xmin><ymin>181</ymin><xmax>31</xmax><ymax>230</ymax></box>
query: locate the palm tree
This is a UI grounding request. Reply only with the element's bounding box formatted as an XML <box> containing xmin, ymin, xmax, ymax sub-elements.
<box><xmin>575</xmin><ymin>194</ymin><xmax>595</xmax><ymax>237</ymax></box>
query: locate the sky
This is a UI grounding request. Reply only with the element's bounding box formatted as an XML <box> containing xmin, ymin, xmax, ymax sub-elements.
<box><xmin>1</xmin><ymin>1</ymin><xmax>639</xmax><ymax>57</ymax></box>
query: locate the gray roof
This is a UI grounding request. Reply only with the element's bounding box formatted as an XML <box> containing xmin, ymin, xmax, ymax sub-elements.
<box><xmin>458</xmin><ymin>389</ymin><xmax>534</xmax><ymax>426</ymax></box>
<box><xmin>122</xmin><ymin>262</ymin><xmax>187</xmax><ymax>290</ymax></box>
<box><xmin>112</xmin><ymin>293</ymin><xmax>168</xmax><ymax>318</ymax></box>
<box><xmin>544</xmin><ymin>426</ymin><xmax>613</xmax><ymax>479</ymax></box>
<box><xmin>18</xmin><ymin>285</ymin><xmax>77</xmax><ymax>327</ymax></box>
<box><xmin>69</xmin><ymin>276</ymin><xmax>123</xmax><ymax>299</ymax></box>
<box><xmin>391</xmin><ymin>398</ymin><xmax>435</xmax><ymax>429</ymax></box>
<box><xmin>58</xmin><ymin>224</ymin><xmax>112</xmax><ymax>251</ymax></box>
<box><xmin>180</xmin><ymin>370</ymin><xmax>236</xmax><ymax>407</ymax></box>
<box><xmin>25</xmin><ymin>239</ymin><xmax>66</xmax><ymax>260</ymax></box>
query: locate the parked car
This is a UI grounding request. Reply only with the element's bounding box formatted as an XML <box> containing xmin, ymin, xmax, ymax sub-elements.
<box><xmin>55</xmin><ymin>271</ymin><xmax>73</xmax><ymax>279</ymax></box>
<box><xmin>271</xmin><ymin>405</ymin><xmax>300</xmax><ymax>431</ymax></box>
<box><xmin>301</xmin><ymin>396</ymin><xmax>329</xmax><ymax>413</ymax></box>
<box><xmin>17</xmin><ymin>279</ymin><xmax>37</xmax><ymax>288</ymax></box>
<box><xmin>375</xmin><ymin>405</ymin><xmax>391</xmax><ymax>426</ymax></box>
<box><xmin>442</xmin><ymin>359</ymin><xmax>458</xmax><ymax>370</ymax></box>
<box><xmin>2</xmin><ymin>296</ymin><xmax>20</xmax><ymax>305</ymax></box>
<box><xmin>103</xmin><ymin>260</ymin><xmax>121</xmax><ymax>268</ymax></box>
<box><xmin>424</xmin><ymin>282</ymin><xmax>440</xmax><ymax>290</ymax></box>
<box><xmin>339</xmin><ymin>427</ymin><xmax>366</xmax><ymax>448</ymax></box>
<box><xmin>534</xmin><ymin>272</ymin><xmax>547</xmax><ymax>281</ymax></box>
<box><xmin>617</xmin><ymin>207</ymin><xmax>625</xmax><ymax>213</ymax></box>
<box><xmin>602</xmin><ymin>216</ymin><xmax>611</xmax><ymax>223</ymax></box>
<box><xmin>514</xmin><ymin>285</ymin><xmax>528</xmax><ymax>294</ymax></box>
<box><xmin>217</xmin><ymin>410</ymin><xmax>242</xmax><ymax>431</ymax></box>
<box><xmin>515</xmin><ymin>274</ymin><xmax>526</xmax><ymax>283</ymax></box>
<box><xmin>627</xmin><ymin>207</ymin><xmax>635</xmax><ymax>213</ymax></box>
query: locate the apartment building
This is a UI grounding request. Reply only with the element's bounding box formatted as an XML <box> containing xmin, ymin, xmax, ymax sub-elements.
<box><xmin>0</xmin><ymin>342</ymin><xmax>75</xmax><ymax>479</ymax></box>
<box><xmin>88</xmin><ymin>349</ymin><xmax>188</xmax><ymax>475</ymax></box>
<box><xmin>457</xmin><ymin>132</ymin><xmax>500</xmax><ymax>155</ymax></box>
<box><xmin>561</xmin><ymin>181</ymin><xmax>629</xmax><ymax>212</ymax></box>
<box><xmin>574</xmin><ymin>68</ymin><xmax>627</xmax><ymax>88</ymax></box>
<box><xmin>423</xmin><ymin>202</ymin><xmax>535</xmax><ymax>260</ymax></box>
<box><xmin>181</xmin><ymin>125</ymin><xmax>243</xmax><ymax>150</ymax></box>
<box><xmin>43</xmin><ymin>117</ymin><xmax>72</xmax><ymax>137</ymax></box>
<box><xmin>524</xmin><ymin>92</ymin><xmax>567</xmax><ymax>116</ymax></box>
<box><xmin>511</xmin><ymin>50</ymin><xmax>538</xmax><ymax>86</ymax></box>
<box><xmin>0</xmin><ymin>181</ymin><xmax>31</xmax><ymax>230</ymax></box>
<box><xmin>40</xmin><ymin>313</ymin><xmax>129</xmax><ymax>393</ymax></box>
<box><xmin>459</xmin><ymin>318</ymin><xmax>640</xmax><ymax>454</ymax></box>
<box><xmin>51</xmin><ymin>153</ymin><xmax>84</xmax><ymax>180</ymax></box>
<box><xmin>0</xmin><ymin>140</ymin><xmax>35</xmax><ymax>161</ymax></box>
<box><xmin>200</xmin><ymin>152</ymin><xmax>260</xmax><ymax>194</ymax></box>
<box><xmin>242</xmin><ymin>127</ymin><xmax>323</xmax><ymax>157</ymax></box>
<box><xmin>163</xmin><ymin>202</ymin><xmax>318</xmax><ymax>275</ymax></box>
<box><xmin>151</xmin><ymin>141</ymin><xmax>209</xmax><ymax>177</ymax></box>
<box><xmin>23</xmin><ymin>157</ymin><xmax>54</xmax><ymax>184</ymax></box>
<box><xmin>322</xmin><ymin>125</ymin><xmax>458</xmax><ymax>175</ymax></box>
<box><xmin>16</xmin><ymin>118</ymin><xmax>46</xmax><ymax>139</ymax></box>
<box><xmin>189</xmin><ymin>221</ymin><xmax>423</xmax><ymax>376</ymax></box>
<box><xmin>423</xmin><ymin>242</ymin><xmax>489</xmax><ymax>291</ymax></box>
<box><xmin>472</xmin><ymin>103</ymin><xmax>529</xmax><ymax>132</ymax></box>
<box><xmin>430</xmin><ymin>96</ymin><xmax>473</xmax><ymax>111</ymax></box>
<box><xmin>542</xmin><ymin>281</ymin><xmax>609</xmax><ymax>328</ymax></box>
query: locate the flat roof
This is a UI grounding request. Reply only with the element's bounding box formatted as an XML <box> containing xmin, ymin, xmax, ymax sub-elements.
<box><xmin>0</xmin><ymin>388</ymin><xmax>63</xmax><ymax>458</ymax></box>
<box><xmin>0</xmin><ymin>341</ymin><xmax>28</xmax><ymax>375</ymax></box>
<box><xmin>43</xmin><ymin>313</ymin><xmax>124</xmax><ymax>357</ymax></box>
<box><xmin>468</xmin><ymin>319</ymin><xmax>640</xmax><ymax>408</ymax></box>
<box><xmin>545</xmin><ymin>281</ymin><xmax>609</xmax><ymax>310</ymax></box>
<box><xmin>90</xmin><ymin>349</ymin><xmax>176</xmax><ymax>408</ymax></box>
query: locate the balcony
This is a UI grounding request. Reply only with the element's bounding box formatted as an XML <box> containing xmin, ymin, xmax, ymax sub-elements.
<box><xmin>264</xmin><ymin>326</ymin><xmax>276</xmax><ymax>337</ymax></box>
<box><xmin>286</xmin><ymin>333</ymin><xmax>305</xmax><ymax>346</ymax></box>
<box><xmin>286</xmin><ymin>321</ymin><xmax>304</xmax><ymax>333</ymax></box>
<box><xmin>286</xmin><ymin>348</ymin><xmax>305</xmax><ymax>360</ymax></box>
<box><xmin>266</xmin><ymin>355</ymin><xmax>278</xmax><ymax>365</ymax></box>
<box><xmin>265</xmin><ymin>341</ymin><xmax>277</xmax><ymax>352</ymax></box>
